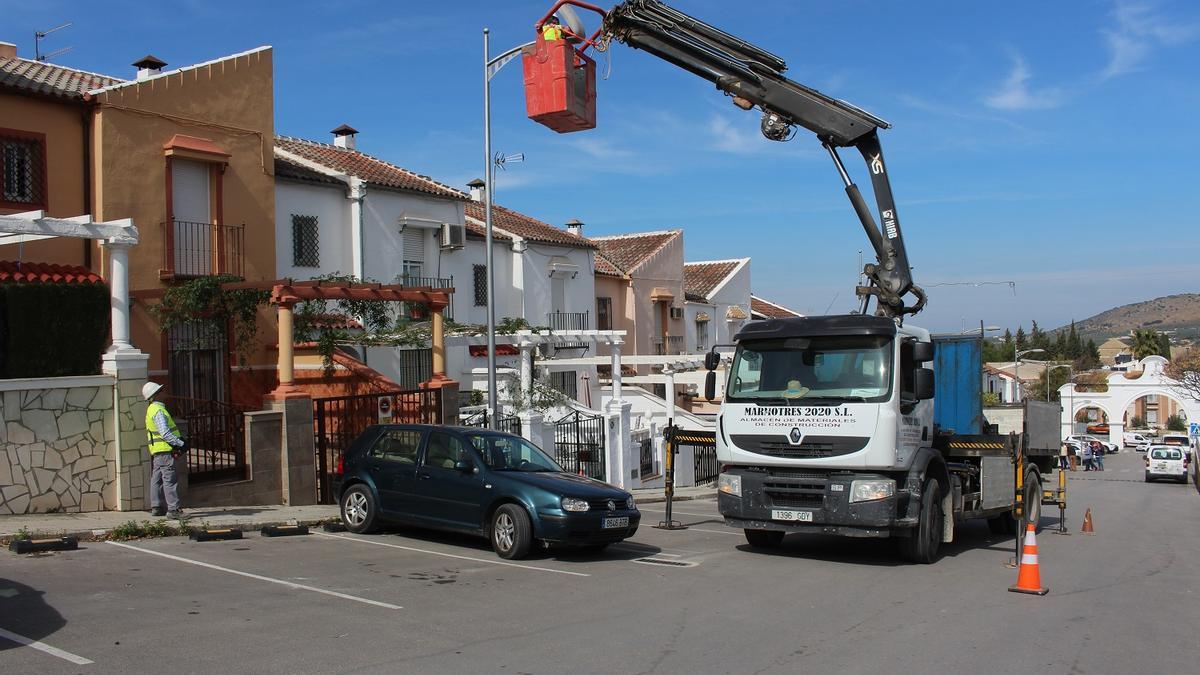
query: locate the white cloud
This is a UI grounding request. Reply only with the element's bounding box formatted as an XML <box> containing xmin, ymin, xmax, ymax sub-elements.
<box><xmin>708</xmin><ymin>115</ymin><xmax>768</xmax><ymax>154</ymax></box>
<box><xmin>1101</xmin><ymin>1</ymin><xmax>1200</xmax><ymax>79</ymax></box>
<box><xmin>983</xmin><ymin>56</ymin><xmax>1065</xmax><ymax>111</ymax></box>
<box><xmin>567</xmin><ymin>136</ymin><xmax>636</xmax><ymax>161</ymax></box>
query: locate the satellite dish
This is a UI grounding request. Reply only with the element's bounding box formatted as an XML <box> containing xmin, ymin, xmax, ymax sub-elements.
<box><xmin>557</xmin><ymin>5</ymin><xmax>587</xmax><ymax>43</ymax></box>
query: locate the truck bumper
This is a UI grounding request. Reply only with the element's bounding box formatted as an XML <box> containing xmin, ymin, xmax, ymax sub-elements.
<box><xmin>718</xmin><ymin>468</ymin><xmax>918</xmax><ymax>537</ymax></box>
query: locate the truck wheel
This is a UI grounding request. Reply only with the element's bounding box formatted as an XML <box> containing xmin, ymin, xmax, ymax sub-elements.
<box><xmin>899</xmin><ymin>478</ymin><xmax>942</xmax><ymax>564</ymax></box>
<box><xmin>744</xmin><ymin>529</ymin><xmax>785</xmax><ymax>549</ymax></box>
<box><xmin>1023</xmin><ymin>472</ymin><xmax>1042</xmax><ymax>533</ymax></box>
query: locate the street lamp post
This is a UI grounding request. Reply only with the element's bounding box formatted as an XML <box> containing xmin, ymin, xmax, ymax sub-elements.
<box><xmin>482</xmin><ymin>29</ymin><xmax>535</xmax><ymax>429</ymax></box>
<box><xmin>1046</xmin><ymin>364</ymin><xmax>1073</xmax><ymax>403</ymax></box>
<box><xmin>1013</xmin><ymin>348</ymin><xmax>1045</xmax><ymax>403</ymax></box>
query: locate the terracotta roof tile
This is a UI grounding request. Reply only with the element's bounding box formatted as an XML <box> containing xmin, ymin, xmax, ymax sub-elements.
<box><xmin>463</xmin><ymin>217</ymin><xmax>513</xmax><ymax>242</ymax></box>
<box><xmin>594</xmin><ymin>254</ymin><xmax>623</xmax><ymax>277</ymax></box>
<box><xmin>274</xmin><ymin>156</ymin><xmax>345</xmax><ymax>186</ymax></box>
<box><xmin>683</xmin><ymin>260</ymin><xmax>742</xmax><ymax>303</ymax></box>
<box><xmin>0</xmin><ymin>57</ymin><xmax>122</xmax><ymax>99</ymax></box>
<box><xmin>275</xmin><ymin>136</ymin><xmax>467</xmax><ymax>201</ymax></box>
<box><xmin>750</xmin><ymin>295</ymin><xmax>803</xmax><ymax>319</ymax></box>
<box><xmin>464</xmin><ymin>202</ymin><xmax>595</xmax><ymax>249</ymax></box>
<box><xmin>590</xmin><ymin>230</ymin><xmax>680</xmax><ymax>274</ymax></box>
<box><xmin>0</xmin><ymin>261</ymin><xmax>104</xmax><ymax>285</ymax></box>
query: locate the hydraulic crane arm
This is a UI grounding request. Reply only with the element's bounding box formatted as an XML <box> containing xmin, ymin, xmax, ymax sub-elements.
<box><xmin>593</xmin><ymin>0</ymin><xmax>926</xmax><ymax>318</ymax></box>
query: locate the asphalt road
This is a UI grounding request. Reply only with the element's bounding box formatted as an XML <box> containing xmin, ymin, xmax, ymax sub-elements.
<box><xmin>3</xmin><ymin>450</ymin><xmax>1197</xmax><ymax>674</ymax></box>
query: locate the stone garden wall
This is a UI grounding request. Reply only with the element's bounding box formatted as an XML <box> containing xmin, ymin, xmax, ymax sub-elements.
<box><xmin>0</xmin><ymin>376</ymin><xmax>118</xmax><ymax>513</ymax></box>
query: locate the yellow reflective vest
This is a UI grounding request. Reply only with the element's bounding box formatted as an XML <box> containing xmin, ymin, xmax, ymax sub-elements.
<box><xmin>145</xmin><ymin>401</ymin><xmax>180</xmax><ymax>455</ymax></box>
<box><xmin>542</xmin><ymin>23</ymin><xmax>562</xmax><ymax>41</ymax></box>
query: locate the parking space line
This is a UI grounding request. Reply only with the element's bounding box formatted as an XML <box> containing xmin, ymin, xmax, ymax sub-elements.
<box><xmin>312</xmin><ymin>532</ymin><xmax>590</xmax><ymax>577</ymax></box>
<box><xmin>0</xmin><ymin>627</ymin><xmax>93</xmax><ymax>665</ymax></box>
<box><xmin>106</xmin><ymin>541</ymin><xmax>401</xmax><ymax>610</ymax></box>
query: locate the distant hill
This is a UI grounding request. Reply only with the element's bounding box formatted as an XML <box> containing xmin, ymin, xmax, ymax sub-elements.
<box><xmin>1059</xmin><ymin>293</ymin><xmax>1200</xmax><ymax>342</ymax></box>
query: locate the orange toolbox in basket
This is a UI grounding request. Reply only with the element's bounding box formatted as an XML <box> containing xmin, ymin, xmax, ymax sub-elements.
<box><xmin>522</xmin><ymin>34</ymin><xmax>597</xmax><ymax>133</ymax></box>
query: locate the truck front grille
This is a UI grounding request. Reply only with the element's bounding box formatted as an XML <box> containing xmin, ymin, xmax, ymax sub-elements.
<box><xmin>766</xmin><ymin>492</ymin><xmax>825</xmax><ymax>509</ymax></box>
<box><xmin>730</xmin><ymin>435</ymin><xmax>869</xmax><ymax>459</ymax></box>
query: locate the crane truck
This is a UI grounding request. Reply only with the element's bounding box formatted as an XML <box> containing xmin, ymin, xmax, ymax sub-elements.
<box><xmin>529</xmin><ymin>0</ymin><xmax>1062</xmax><ymax>562</ymax></box>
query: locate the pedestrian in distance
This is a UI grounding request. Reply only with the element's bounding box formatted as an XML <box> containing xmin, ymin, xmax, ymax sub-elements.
<box><xmin>143</xmin><ymin>382</ymin><xmax>187</xmax><ymax>518</ymax></box>
<box><xmin>1067</xmin><ymin>441</ymin><xmax>1078</xmax><ymax>471</ymax></box>
<box><xmin>1093</xmin><ymin>441</ymin><xmax>1105</xmax><ymax>471</ymax></box>
<box><xmin>1059</xmin><ymin>442</ymin><xmax>1070</xmax><ymax>471</ymax></box>
<box><xmin>1081</xmin><ymin>441</ymin><xmax>1094</xmax><ymax>471</ymax></box>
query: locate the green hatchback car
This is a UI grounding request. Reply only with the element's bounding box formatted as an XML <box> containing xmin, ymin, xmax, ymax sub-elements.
<box><xmin>335</xmin><ymin>425</ymin><xmax>640</xmax><ymax>559</ymax></box>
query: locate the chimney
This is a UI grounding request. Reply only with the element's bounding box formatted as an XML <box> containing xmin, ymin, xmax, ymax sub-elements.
<box><xmin>133</xmin><ymin>54</ymin><xmax>167</xmax><ymax>80</ymax></box>
<box><xmin>0</xmin><ymin>42</ymin><xmax>16</xmax><ymax>60</ymax></box>
<box><xmin>565</xmin><ymin>219</ymin><xmax>584</xmax><ymax>237</ymax></box>
<box><xmin>466</xmin><ymin>178</ymin><xmax>485</xmax><ymax>202</ymax></box>
<box><xmin>331</xmin><ymin>124</ymin><xmax>358</xmax><ymax>150</ymax></box>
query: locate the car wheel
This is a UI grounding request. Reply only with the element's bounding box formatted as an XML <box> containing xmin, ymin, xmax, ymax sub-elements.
<box><xmin>744</xmin><ymin>529</ymin><xmax>785</xmax><ymax>548</ymax></box>
<box><xmin>491</xmin><ymin>504</ymin><xmax>532</xmax><ymax>560</ymax></box>
<box><xmin>898</xmin><ymin>478</ymin><xmax>942</xmax><ymax>564</ymax></box>
<box><xmin>341</xmin><ymin>484</ymin><xmax>378</xmax><ymax>534</ymax></box>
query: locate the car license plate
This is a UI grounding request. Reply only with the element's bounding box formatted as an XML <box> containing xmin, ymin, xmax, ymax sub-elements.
<box><xmin>602</xmin><ymin>517</ymin><xmax>629</xmax><ymax>529</ymax></box>
<box><xmin>772</xmin><ymin>509</ymin><xmax>813</xmax><ymax>522</ymax></box>
<box><xmin>1156</xmin><ymin>462</ymin><xmax>1168</xmax><ymax>470</ymax></box>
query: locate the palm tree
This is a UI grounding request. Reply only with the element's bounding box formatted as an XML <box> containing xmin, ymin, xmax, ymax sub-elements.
<box><xmin>1131</xmin><ymin>329</ymin><xmax>1162</xmax><ymax>360</ymax></box>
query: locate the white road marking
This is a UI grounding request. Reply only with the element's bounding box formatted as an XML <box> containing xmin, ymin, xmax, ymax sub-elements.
<box><xmin>311</xmin><ymin>532</ymin><xmax>590</xmax><ymax>577</ymax></box>
<box><xmin>0</xmin><ymin>627</ymin><xmax>93</xmax><ymax>665</ymax></box>
<box><xmin>106</xmin><ymin>541</ymin><xmax>401</xmax><ymax>610</ymax></box>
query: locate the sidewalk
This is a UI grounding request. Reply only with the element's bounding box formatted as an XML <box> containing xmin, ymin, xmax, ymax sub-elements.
<box><xmin>1</xmin><ymin>486</ymin><xmax>716</xmax><ymax>542</ymax></box>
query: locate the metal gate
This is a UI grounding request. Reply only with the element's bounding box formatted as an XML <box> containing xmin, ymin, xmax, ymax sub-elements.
<box><xmin>460</xmin><ymin>410</ymin><xmax>523</xmax><ymax>436</ymax></box>
<box><xmin>312</xmin><ymin>389</ymin><xmax>441</xmax><ymax>503</ymax></box>
<box><xmin>163</xmin><ymin>396</ymin><xmax>251</xmax><ymax>483</ymax></box>
<box><xmin>671</xmin><ymin>428</ymin><xmax>718</xmax><ymax>485</ymax></box>
<box><xmin>554</xmin><ymin>410</ymin><xmax>606</xmax><ymax>480</ymax></box>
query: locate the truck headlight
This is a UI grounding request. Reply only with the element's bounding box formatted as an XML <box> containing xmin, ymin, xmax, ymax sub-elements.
<box><xmin>849</xmin><ymin>479</ymin><xmax>894</xmax><ymax>503</ymax></box>
<box><xmin>561</xmin><ymin>497</ymin><xmax>589</xmax><ymax>512</ymax></box>
<box><xmin>718</xmin><ymin>473</ymin><xmax>741</xmax><ymax>497</ymax></box>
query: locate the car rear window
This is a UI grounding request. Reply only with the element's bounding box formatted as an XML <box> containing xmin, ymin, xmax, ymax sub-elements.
<box><xmin>1150</xmin><ymin>448</ymin><xmax>1182</xmax><ymax>460</ymax></box>
<box><xmin>369</xmin><ymin>429</ymin><xmax>422</xmax><ymax>464</ymax></box>
<box><xmin>1161</xmin><ymin>436</ymin><xmax>1189</xmax><ymax>446</ymax></box>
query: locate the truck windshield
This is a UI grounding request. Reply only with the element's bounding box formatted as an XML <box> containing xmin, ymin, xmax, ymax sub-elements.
<box><xmin>727</xmin><ymin>335</ymin><xmax>893</xmax><ymax>403</ymax></box>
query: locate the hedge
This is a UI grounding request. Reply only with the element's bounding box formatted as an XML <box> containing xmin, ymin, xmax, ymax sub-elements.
<box><xmin>0</xmin><ymin>281</ymin><xmax>110</xmax><ymax>378</ymax></box>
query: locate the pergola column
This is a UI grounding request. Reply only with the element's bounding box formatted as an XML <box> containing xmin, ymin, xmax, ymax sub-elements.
<box><xmin>431</xmin><ymin>305</ymin><xmax>447</xmax><ymax>379</ymax></box>
<box><xmin>100</xmin><ymin>238</ymin><xmax>138</xmax><ymax>354</ymax></box>
<box><xmin>267</xmin><ymin>293</ymin><xmax>306</xmax><ymax>400</ymax></box>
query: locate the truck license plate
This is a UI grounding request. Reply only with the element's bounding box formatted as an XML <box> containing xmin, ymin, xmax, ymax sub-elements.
<box><xmin>602</xmin><ymin>517</ymin><xmax>629</xmax><ymax>529</ymax></box>
<box><xmin>772</xmin><ymin>509</ymin><xmax>813</xmax><ymax>522</ymax></box>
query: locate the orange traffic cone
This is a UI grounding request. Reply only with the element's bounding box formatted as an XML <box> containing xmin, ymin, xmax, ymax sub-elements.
<box><xmin>1008</xmin><ymin>523</ymin><xmax>1049</xmax><ymax>595</ymax></box>
<box><xmin>1081</xmin><ymin>508</ymin><xmax>1095</xmax><ymax>534</ymax></box>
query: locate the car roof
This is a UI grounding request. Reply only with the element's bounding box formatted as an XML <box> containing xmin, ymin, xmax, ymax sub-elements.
<box><xmin>368</xmin><ymin>423</ymin><xmax>521</xmax><ymax>437</ymax></box>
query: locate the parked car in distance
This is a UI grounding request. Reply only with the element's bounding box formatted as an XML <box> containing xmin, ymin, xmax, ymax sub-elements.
<box><xmin>1144</xmin><ymin>445</ymin><xmax>1189</xmax><ymax>483</ymax></box>
<box><xmin>1123</xmin><ymin>432</ymin><xmax>1150</xmax><ymax>448</ymax></box>
<box><xmin>1086</xmin><ymin>423</ymin><xmax>1110</xmax><ymax>435</ymax></box>
<box><xmin>335</xmin><ymin>425</ymin><xmax>639</xmax><ymax>559</ymax></box>
<box><xmin>1066</xmin><ymin>434</ymin><xmax>1118</xmax><ymax>454</ymax></box>
<box><xmin>1160</xmin><ymin>434</ymin><xmax>1192</xmax><ymax>449</ymax></box>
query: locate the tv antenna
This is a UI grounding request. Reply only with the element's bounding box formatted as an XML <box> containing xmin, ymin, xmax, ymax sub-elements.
<box><xmin>493</xmin><ymin>152</ymin><xmax>525</xmax><ymax>171</ymax></box>
<box><xmin>35</xmin><ymin>22</ymin><xmax>73</xmax><ymax>62</ymax></box>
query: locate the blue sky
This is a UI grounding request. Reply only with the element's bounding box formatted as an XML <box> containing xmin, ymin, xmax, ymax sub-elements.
<box><xmin>4</xmin><ymin>0</ymin><xmax>1198</xmax><ymax>333</ymax></box>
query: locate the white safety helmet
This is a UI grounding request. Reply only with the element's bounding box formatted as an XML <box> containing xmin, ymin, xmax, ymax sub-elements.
<box><xmin>142</xmin><ymin>382</ymin><xmax>164</xmax><ymax>401</ymax></box>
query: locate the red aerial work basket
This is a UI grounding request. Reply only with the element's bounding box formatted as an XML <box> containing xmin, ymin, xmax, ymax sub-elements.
<box><xmin>522</xmin><ymin>35</ymin><xmax>597</xmax><ymax>133</ymax></box>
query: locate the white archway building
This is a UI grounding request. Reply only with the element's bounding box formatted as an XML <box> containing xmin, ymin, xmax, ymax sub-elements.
<box><xmin>1059</xmin><ymin>356</ymin><xmax>1199</xmax><ymax>444</ymax></box>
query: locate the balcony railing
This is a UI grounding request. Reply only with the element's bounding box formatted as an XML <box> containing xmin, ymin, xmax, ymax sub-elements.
<box><xmin>653</xmin><ymin>335</ymin><xmax>684</xmax><ymax>355</ymax></box>
<box><xmin>398</xmin><ymin>275</ymin><xmax>454</xmax><ymax>290</ymax></box>
<box><xmin>161</xmin><ymin>220</ymin><xmax>245</xmax><ymax>279</ymax></box>
<box><xmin>548</xmin><ymin>311</ymin><xmax>589</xmax><ymax>350</ymax></box>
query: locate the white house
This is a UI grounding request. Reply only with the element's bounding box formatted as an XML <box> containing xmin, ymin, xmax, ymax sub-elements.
<box><xmin>682</xmin><ymin>258</ymin><xmax>751</xmax><ymax>353</ymax></box>
<box><xmin>273</xmin><ymin>126</ymin><xmax>467</xmax><ymax>387</ymax></box>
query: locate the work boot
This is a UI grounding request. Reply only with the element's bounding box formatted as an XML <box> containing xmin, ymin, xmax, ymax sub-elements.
<box><xmin>166</xmin><ymin>510</ymin><xmax>184</xmax><ymax>519</ymax></box>
<box><xmin>150</xmin><ymin>509</ymin><xmax>166</xmax><ymax>517</ymax></box>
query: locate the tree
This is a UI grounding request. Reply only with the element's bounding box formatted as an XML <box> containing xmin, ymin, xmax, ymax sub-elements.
<box><xmin>1131</xmin><ymin>328</ymin><xmax>1163</xmax><ymax>360</ymax></box>
<box><xmin>1074</xmin><ymin>339</ymin><xmax>1100</xmax><ymax>371</ymax></box>
<box><xmin>1015</xmin><ymin>325</ymin><xmax>1027</xmax><ymax>351</ymax></box>
<box><xmin>1166</xmin><ymin>414</ymin><xmax>1187</xmax><ymax>432</ymax></box>
<box><xmin>1053</xmin><ymin>330</ymin><xmax>1069</xmax><ymax>361</ymax></box>
<box><xmin>1166</xmin><ymin>350</ymin><xmax>1200</xmax><ymax>403</ymax></box>
<box><xmin>1030</xmin><ymin>320</ymin><xmax>1051</xmax><ymax>354</ymax></box>
<box><xmin>1029</xmin><ymin>365</ymin><xmax>1071</xmax><ymax>402</ymax></box>
<box><xmin>1157</xmin><ymin>333</ymin><xmax>1172</xmax><ymax>359</ymax></box>
<box><xmin>1066</xmin><ymin>321</ymin><xmax>1083</xmax><ymax>360</ymax></box>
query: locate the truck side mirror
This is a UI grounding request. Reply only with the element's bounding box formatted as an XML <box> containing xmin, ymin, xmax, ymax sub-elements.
<box><xmin>704</xmin><ymin>371</ymin><xmax>717</xmax><ymax>401</ymax></box>
<box><xmin>704</xmin><ymin>350</ymin><xmax>720</xmax><ymax>371</ymax></box>
<box><xmin>914</xmin><ymin>367</ymin><xmax>935</xmax><ymax>400</ymax></box>
<box><xmin>912</xmin><ymin>341</ymin><xmax>934</xmax><ymax>363</ymax></box>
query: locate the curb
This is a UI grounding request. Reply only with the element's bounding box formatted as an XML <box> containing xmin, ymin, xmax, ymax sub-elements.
<box><xmin>2</xmin><ymin>516</ymin><xmax>337</xmax><ymax>548</ymax></box>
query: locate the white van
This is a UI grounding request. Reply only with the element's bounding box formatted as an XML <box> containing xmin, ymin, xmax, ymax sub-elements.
<box><xmin>1145</xmin><ymin>446</ymin><xmax>1188</xmax><ymax>483</ymax></box>
<box><xmin>1123</xmin><ymin>432</ymin><xmax>1150</xmax><ymax>448</ymax></box>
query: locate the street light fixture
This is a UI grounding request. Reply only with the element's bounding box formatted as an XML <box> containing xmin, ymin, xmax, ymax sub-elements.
<box><xmin>481</xmin><ymin>28</ymin><xmax>535</xmax><ymax>429</ymax></box>
<box><xmin>1014</xmin><ymin>348</ymin><xmax>1045</xmax><ymax>403</ymax></box>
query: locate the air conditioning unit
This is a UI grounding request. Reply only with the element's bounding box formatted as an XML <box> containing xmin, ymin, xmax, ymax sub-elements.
<box><xmin>440</xmin><ymin>222</ymin><xmax>465</xmax><ymax>250</ymax></box>
<box><xmin>669</xmin><ymin>306</ymin><xmax>684</xmax><ymax>320</ymax></box>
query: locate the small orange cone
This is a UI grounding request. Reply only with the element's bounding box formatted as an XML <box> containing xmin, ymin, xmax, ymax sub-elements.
<box><xmin>1008</xmin><ymin>523</ymin><xmax>1049</xmax><ymax>595</ymax></box>
<box><xmin>1081</xmin><ymin>508</ymin><xmax>1095</xmax><ymax>534</ymax></box>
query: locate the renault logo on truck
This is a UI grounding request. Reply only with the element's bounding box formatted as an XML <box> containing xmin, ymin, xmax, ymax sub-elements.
<box><xmin>788</xmin><ymin>428</ymin><xmax>805</xmax><ymax>445</ymax></box>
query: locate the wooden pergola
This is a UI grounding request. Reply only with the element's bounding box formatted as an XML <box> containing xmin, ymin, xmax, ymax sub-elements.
<box><xmin>267</xmin><ymin>279</ymin><xmax>453</xmax><ymax>399</ymax></box>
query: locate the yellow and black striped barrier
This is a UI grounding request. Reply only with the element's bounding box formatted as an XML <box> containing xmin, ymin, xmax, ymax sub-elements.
<box><xmin>10</xmin><ymin>536</ymin><xmax>78</xmax><ymax>554</ymax></box>
<box><xmin>190</xmin><ymin>528</ymin><xmax>243</xmax><ymax>542</ymax></box>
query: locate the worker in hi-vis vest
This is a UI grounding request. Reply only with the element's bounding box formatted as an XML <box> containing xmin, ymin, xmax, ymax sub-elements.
<box><xmin>143</xmin><ymin>382</ymin><xmax>186</xmax><ymax>518</ymax></box>
<box><xmin>541</xmin><ymin>16</ymin><xmax>563</xmax><ymax>41</ymax></box>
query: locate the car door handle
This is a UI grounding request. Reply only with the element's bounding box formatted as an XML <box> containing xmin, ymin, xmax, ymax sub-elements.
<box><xmin>417</xmin><ymin>472</ymin><xmax>432</xmax><ymax>480</ymax></box>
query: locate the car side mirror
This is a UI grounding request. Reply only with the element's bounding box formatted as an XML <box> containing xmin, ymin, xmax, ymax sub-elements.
<box><xmin>704</xmin><ymin>350</ymin><xmax>720</xmax><ymax>371</ymax></box>
<box><xmin>455</xmin><ymin>458</ymin><xmax>475</xmax><ymax>473</ymax></box>
<box><xmin>704</xmin><ymin>371</ymin><xmax>717</xmax><ymax>402</ymax></box>
<box><xmin>914</xmin><ymin>367</ymin><xmax>935</xmax><ymax>400</ymax></box>
<box><xmin>912</xmin><ymin>341</ymin><xmax>934</xmax><ymax>363</ymax></box>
